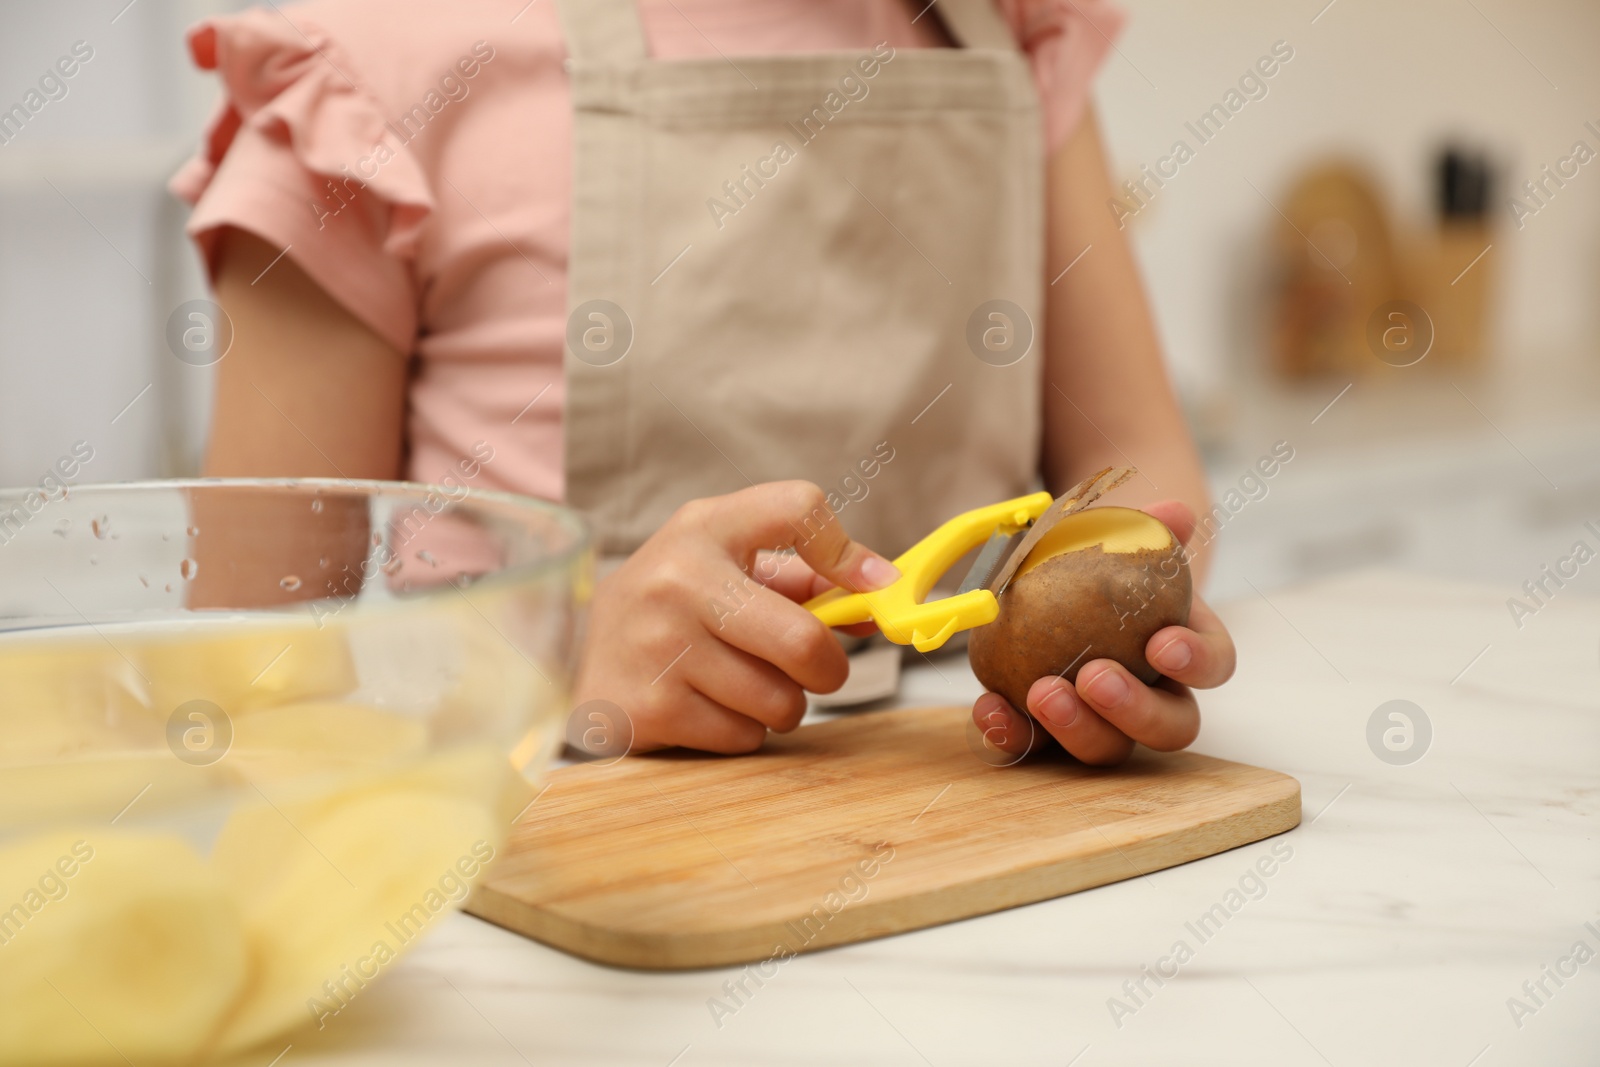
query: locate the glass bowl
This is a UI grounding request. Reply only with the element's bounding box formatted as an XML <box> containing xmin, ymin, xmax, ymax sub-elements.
<box><xmin>0</xmin><ymin>479</ymin><xmax>589</xmax><ymax>1065</ymax></box>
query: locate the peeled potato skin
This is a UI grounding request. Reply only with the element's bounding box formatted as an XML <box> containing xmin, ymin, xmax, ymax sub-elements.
<box><xmin>969</xmin><ymin>538</ymin><xmax>1192</xmax><ymax>713</ymax></box>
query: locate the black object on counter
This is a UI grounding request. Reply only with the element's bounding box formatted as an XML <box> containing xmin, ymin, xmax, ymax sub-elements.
<box><xmin>1436</xmin><ymin>145</ymin><xmax>1493</xmax><ymax>220</ymax></box>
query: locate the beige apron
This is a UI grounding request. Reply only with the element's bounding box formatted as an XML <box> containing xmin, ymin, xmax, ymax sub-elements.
<box><xmin>558</xmin><ymin>0</ymin><xmax>1044</xmax><ymax>561</ymax></box>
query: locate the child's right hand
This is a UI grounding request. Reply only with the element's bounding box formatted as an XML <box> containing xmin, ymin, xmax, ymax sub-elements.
<box><xmin>569</xmin><ymin>482</ymin><xmax>900</xmax><ymax>755</ymax></box>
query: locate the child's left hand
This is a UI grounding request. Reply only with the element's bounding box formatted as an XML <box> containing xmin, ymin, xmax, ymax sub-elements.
<box><xmin>969</xmin><ymin>500</ymin><xmax>1237</xmax><ymax>765</ymax></box>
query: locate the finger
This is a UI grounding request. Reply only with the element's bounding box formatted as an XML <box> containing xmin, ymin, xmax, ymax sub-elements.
<box><xmin>1138</xmin><ymin>499</ymin><xmax>1197</xmax><ymax>547</ymax></box>
<box><xmin>1025</xmin><ymin>676</ymin><xmax>1136</xmax><ymax>766</ymax></box>
<box><xmin>1074</xmin><ymin>660</ymin><xmax>1200</xmax><ymax>752</ymax></box>
<box><xmin>746</xmin><ymin>552</ymin><xmax>879</xmax><ymax>637</ymax></box>
<box><xmin>712</xmin><ymin>481</ymin><xmax>899</xmax><ymax>595</ymax></box>
<box><xmin>701</xmin><ymin>582</ymin><xmax>851</xmax><ymax>694</ymax></box>
<box><xmin>749</xmin><ymin>550</ymin><xmax>814</xmax><ymax>600</ymax></box>
<box><xmin>752</xmin><ymin>556</ymin><xmax>883</xmax><ymax>639</ymax></box>
<box><xmin>635</xmin><ymin>686</ymin><xmax>770</xmax><ymax>755</ymax></box>
<box><xmin>971</xmin><ymin>692</ymin><xmax>1049</xmax><ymax>761</ymax></box>
<box><xmin>682</xmin><ymin>640</ymin><xmax>808</xmax><ymax>733</ymax></box>
<box><xmin>1144</xmin><ymin>596</ymin><xmax>1236</xmax><ymax>689</ymax></box>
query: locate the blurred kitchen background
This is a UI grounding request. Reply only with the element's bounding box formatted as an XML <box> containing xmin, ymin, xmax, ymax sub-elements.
<box><xmin>2</xmin><ymin>0</ymin><xmax>1597</xmax><ymax>603</ymax></box>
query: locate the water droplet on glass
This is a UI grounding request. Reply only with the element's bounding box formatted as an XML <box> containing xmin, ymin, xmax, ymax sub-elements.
<box><xmin>310</xmin><ymin>498</ymin><xmax>324</xmax><ymax>513</ymax></box>
<box><xmin>372</xmin><ymin>532</ymin><xmax>383</xmax><ymax>547</ymax></box>
<box><xmin>279</xmin><ymin>575</ymin><xmax>302</xmax><ymax>592</ymax></box>
<box><xmin>161</xmin><ymin>531</ymin><xmax>170</xmax><ymax>541</ymax></box>
<box><xmin>416</xmin><ymin>549</ymin><xmax>438</xmax><ymax>567</ymax></box>
<box><xmin>52</xmin><ymin>520</ymin><xmax>70</xmax><ymax>538</ymax></box>
<box><xmin>381</xmin><ymin>556</ymin><xmax>402</xmax><ymax>576</ymax></box>
<box><xmin>318</xmin><ymin>556</ymin><xmax>329</xmax><ymax>569</ymax></box>
<box><xmin>89</xmin><ymin>555</ymin><xmax>99</xmax><ymax>566</ymax></box>
<box><xmin>91</xmin><ymin>516</ymin><xmax>109</xmax><ymax>539</ymax></box>
<box><xmin>186</xmin><ymin>526</ymin><xmax>200</xmax><ymax>537</ymax></box>
<box><xmin>138</xmin><ymin>576</ymin><xmax>149</xmax><ymax>588</ymax></box>
<box><xmin>399</xmin><ymin>580</ymin><xmax>413</xmax><ymax>593</ymax></box>
<box><xmin>180</xmin><ymin>559</ymin><xmax>199</xmax><ymax>581</ymax></box>
<box><xmin>164</xmin><ymin>583</ymin><xmax>173</xmax><ymax>593</ymax></box>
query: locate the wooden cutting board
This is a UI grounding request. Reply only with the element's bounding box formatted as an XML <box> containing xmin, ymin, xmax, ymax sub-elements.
<box><xmin>466</xmin><ymin>705</ymin><xmax>1300</xmax><ymax>970</ymax></box>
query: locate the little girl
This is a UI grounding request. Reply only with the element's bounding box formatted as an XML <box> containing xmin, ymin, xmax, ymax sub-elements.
<box><xmin>173</xmin><ymin>0</ymin><xmax>1235</xmax><ymax>763</ymax></box>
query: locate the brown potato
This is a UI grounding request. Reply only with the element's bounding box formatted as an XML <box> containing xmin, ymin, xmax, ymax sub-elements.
<box><xmin>968</xmin><ymin>507</ymin><xmax>1192</xmax><ymax>711</ymax></box>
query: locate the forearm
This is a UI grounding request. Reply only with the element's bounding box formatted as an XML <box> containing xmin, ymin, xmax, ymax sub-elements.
<box><xmin>1038</xmin><ymin>109</ymin><xmax>1212</xmax><ymax>579</ymax></box>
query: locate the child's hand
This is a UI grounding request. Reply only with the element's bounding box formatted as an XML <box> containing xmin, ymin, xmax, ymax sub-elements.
<box><xmin>970</xmin><ymin>500</ymin><xmax>1237</xmax><ymax>766</ymax></box>
<box><xmin>570</xmin><ymin>482</ymin><xmax>899</xmax><ymax>755</ymax></box>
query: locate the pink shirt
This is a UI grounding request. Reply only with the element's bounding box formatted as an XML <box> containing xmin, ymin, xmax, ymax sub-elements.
<box><xmin>172</xmin><ymin>0</ymin><xmax>1124</xmax><ymax>502</ymax></box>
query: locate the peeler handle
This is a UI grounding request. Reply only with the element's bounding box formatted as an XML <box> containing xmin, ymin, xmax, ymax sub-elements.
<box><xmin>803</xmin><ymin>492</ymin><xmax>1053</xmax><ymax>653</ymax></box>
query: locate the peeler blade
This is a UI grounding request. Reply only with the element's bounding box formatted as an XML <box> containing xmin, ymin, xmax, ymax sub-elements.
<box><xmin>954</xmin><ymin>528</ymin><xmax>1021</xmax><ymax>596</ymax></box>
<box><xmin>983</xmin><ymin>466</ymin><xmax>1136</xmax><ymax>598</ymax></box>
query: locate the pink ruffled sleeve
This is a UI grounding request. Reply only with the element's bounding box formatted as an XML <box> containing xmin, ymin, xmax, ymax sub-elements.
<box><xmin>996</xmin><ymin>0</ymin><xmax>1127</xmax><ymax>153</ymax></box>
<box><xmin>169</xmin><ymin>10</ymin><xmax>433</xmax><ymax>355</ymax></box>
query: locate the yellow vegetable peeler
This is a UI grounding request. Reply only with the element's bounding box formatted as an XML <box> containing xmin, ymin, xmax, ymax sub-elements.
<box><xmin>803</xmin><ymin>467</ymin><xmax>1134</xmax><ymax>653</ymax></box>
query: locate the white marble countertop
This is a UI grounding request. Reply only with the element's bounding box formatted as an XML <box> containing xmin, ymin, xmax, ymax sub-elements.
<box><xmin>260</xmin><ymin>569</ymin><xmax>1600</xmax><ymax>1067</ymax></box>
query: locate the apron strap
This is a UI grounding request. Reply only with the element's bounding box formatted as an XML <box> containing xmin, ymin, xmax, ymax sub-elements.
<box><xmin>556</xmin><ymin>0</ymin><xmax>647</xmax><ymax>65</ymax></box>
<box><xmin>558</xmin><ymin>0</ymin><xmax>1019</xmax><ymax>63</ymax></box>
<box><xmin>930</xmin><ymin>0</ymin><xmax>1023</xmax><ymax>52</ymax></box>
